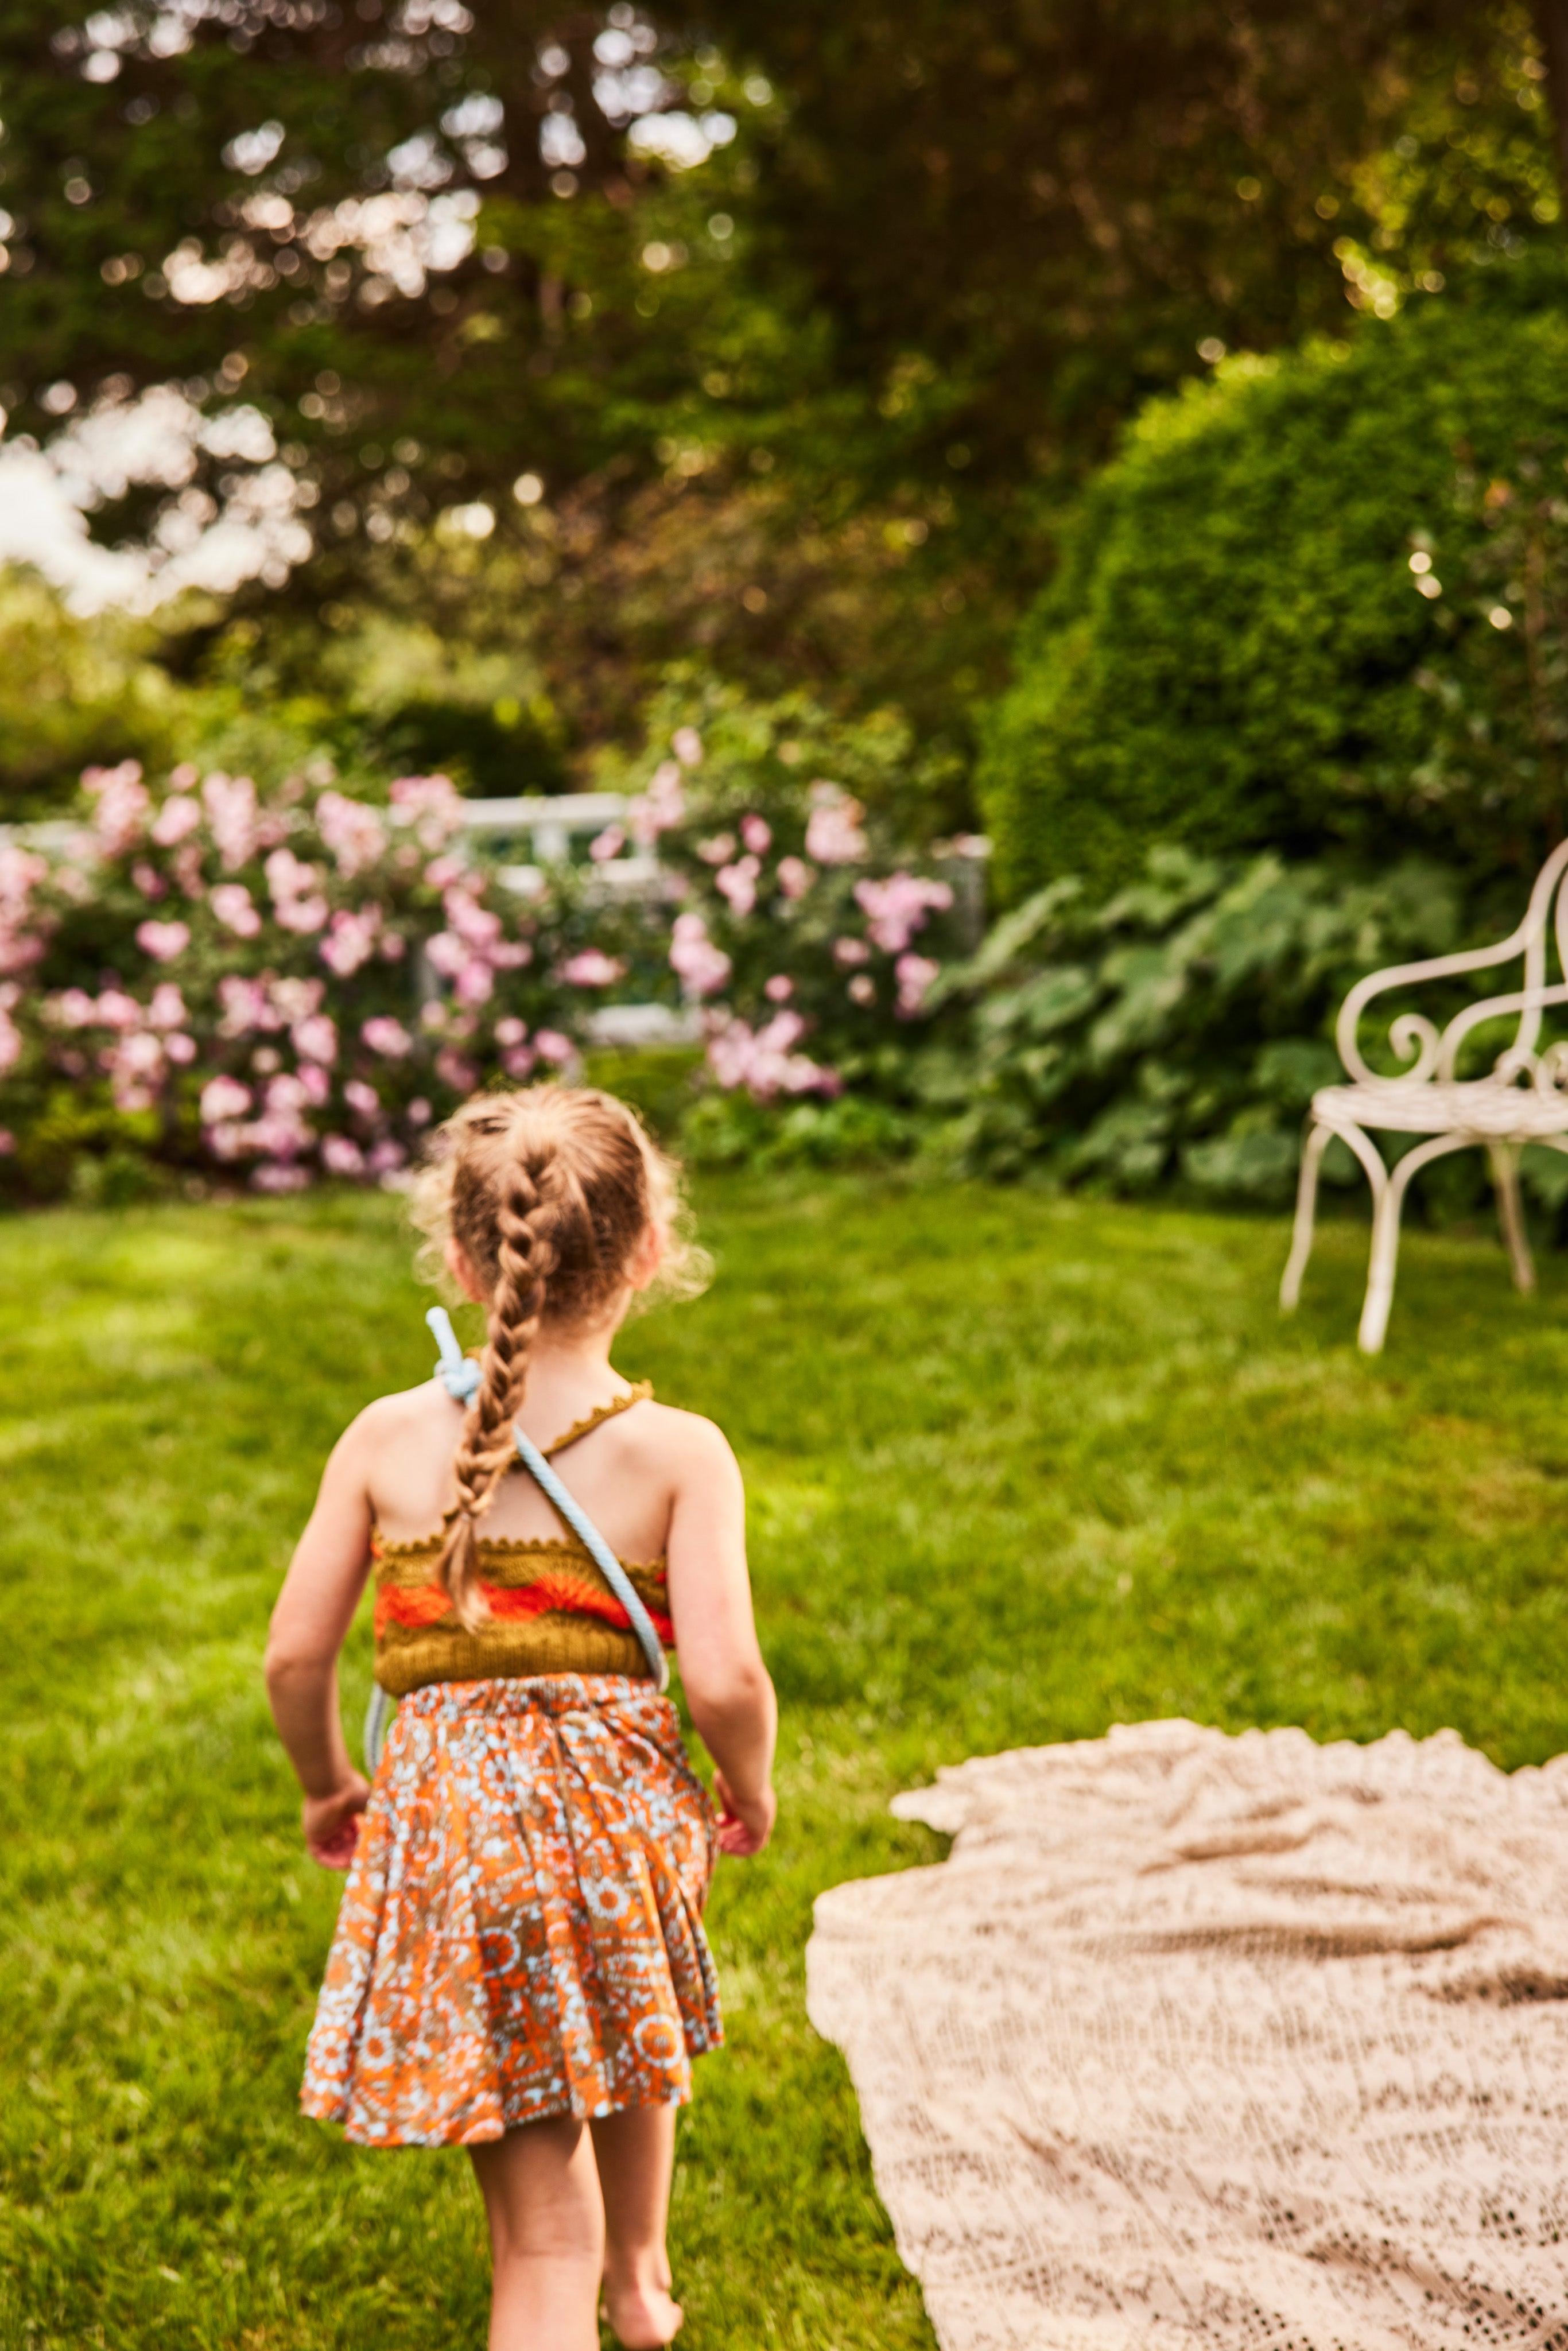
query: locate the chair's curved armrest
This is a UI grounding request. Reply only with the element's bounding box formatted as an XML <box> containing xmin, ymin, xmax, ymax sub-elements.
<box><xmin>1336</xmin><ymin>839</ymin><xmax>1568</xmax><ymax>1083</ymax></box>
<box><xmin>1435</xmin><ymin>977</ymin><xmax>1568</xmax><ymax>1081</ymax></box>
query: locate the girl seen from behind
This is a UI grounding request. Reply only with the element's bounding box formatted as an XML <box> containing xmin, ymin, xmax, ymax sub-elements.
<box><xmin>266</xmin><ymin>1086</ymin><xmax>777</xmax><ymax>2350</ymax></box>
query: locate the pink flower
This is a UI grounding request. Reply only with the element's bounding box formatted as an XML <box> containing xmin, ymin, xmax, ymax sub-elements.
<box><xmin>131</xmin><ymin>862</ymin><xmax>166</xmax><ymax>901</ymax></box>
<box><xmin>389</xmin><ymin>772</ymin><xmax>463</xmax><ymax>851</ymax></box>
<box><xmin>148</xmin><ymin>983</ymin><xmax>188</xmax><ymax>1029</ymax></box>
<box><xmin>320</xmin><ymin>907</ymin><xmax>381</xmax><ymax>977</ymax></box>
<box><xmin>435</xmin><ymin>1045</ymin><xmax>479</xmax><ymax>1091</ymax></box>
<box><xmin>425</xmin><ymin>930</ymin><xmax>468</xmax><ymax>980</ymax></box>
<box><xmin>502</xmin><ymin>1045</ymin><xmax>537</xmax><ymax>1078</ymax></box>
<box><xmin>298</xmin><ymin>1062</ymin><xmax>331</xmax><ymax>1107</ymax></box>
<box><xmin>764</xmin><ymin>974</ymin><xmax>794</xmax><ymax>1003</ymax></box>
<box><xmin>218</xmin><ymin>975</ymin><xmax>275</xmax><ymax>1037</ymax></box>
<box><xmin>494</xmin><ymin>1017</ymin><xmax>528</xmax><ymax>1048</ymax></box>
<box><xmin>627</xmin><ymin>759</ymin><xmax>685</xmax><ymax>847</ymax></box>
<box><xmin>455</xmin><ymin>959</ymin><xmax>495</xmax><ymax>1007</ymax></box>
<box><xmin>172</xmin><ymin>844</ymin><xmax>204</xmax><ymax>897</ymax></box>
<box><xmin>368</xmin><ymin>1138</ymin><xmax>407</xmax><ymax>1178</ymax></box>
<box><xmin>672</xmin><ymin>726</ymin><xmax>703</xmax><ymax>766</ymax></box>
<box><xmin>740</xmin><ymin>813</ymin><xmax>772</xmax><ymax>855</ymax></box>
<box><xmin>201</xmin><ymin>1075</ymin><xmax>252</xmax><ymax>1123</ymax></box>
<box><xmin>95</xmin><ymin>989</ymin><xmax>141</xmax><ymax>1030</ymax></box>
<box><xmin>0</xmin><ymin>1130</ymin><xmax>13</xmax><ymax>1155</ymax></box>
<box><xmin>315</xmin><ymin>790</ymin><xmax>387</xmax><ymax>879</ymax></box>
<box><xmin>853</xmin><ymin>872</ymin><xmax>953</xmax><ymax>954</ymax></box>
<box><xmin>0</xmin><ymin>1004</ymin><xmax>20</xmax><ymax>1076</ymax></box>
<box><xmin>848</xmin><ymin>973</ymin><xmax>876</xmax><ymax>1006</ymax></box>
<box><xmin>265</xmin><ymin>847</ymin><xmax>327</xmax><ymax>933</ymax></box>
<box><xmin>150</xmin><ymin>793</ymin><xmax>201</xmax><ymax>847</ymax></box>
<box><xmin>715</xmin><ymin>855</ymin><xmax>760</xmax><ymax>918</ymax></box>
<box><xmin>211</xmin><ymin>882</ymin><xmax>263</xmax><ymax>938</ymax></box>
<box><xmin>136</xmin><ymin>919</ymin><xmax>190</xmax><ymax>963</ymax></box>
<box><xmin>273</xmin><ymin>979</ymin><xmax>324</xmax><ymax>1024</ymax></box>
<box><xmin>895</xmin><ymin>952</ymin><xmax>941</xmax><ymax>1016</ymax></box>
<box><xmin>251</xmin><ymin>1162</ymin><xmax>310</xmax><ymax>1194</ymax></box>
<box><xmin>424</xmin><ymin>855</ymin><xmax>464</xmax><ymax>889</ymax></box>
<box><xmin>834</xmin><ymin>935</ymin><xmax>871</xmax><ymax>968</ymax></box>
<box><xmin>253</xmin><ymin>1046</ymin><xmax>281</xmax><ymax>1075</ymax></box>
<box><xmin>705</xmin><ymin>1012</ymin><xmax>838</xmax><ymax>1102</ymax></box>
<box><xmin>488</xmin><ymin>938</ymin><xmax>532</xmax><ymax>970</ymax></box>
<box><xmin>202</xmin><ymin>771</ymin><xmax>259</xmax><ymax>870</ymax></box>
<box><xmin>85</xmin><ymin>761</ymin><xmax>150</xmax><ymax>854</ymax></box>
<box><xmin>293</xmin><ymin>1014</ymin><xmax>338</xmax><ymax>1065</ymax></box>
<box><xmin>407</xmin><ymin>1097</ymin><xmax>432</xmax><ymax>1127</ymax></box>
<box><xmin>165</xmin><ymin>1033</ymin><xmax>198</xmax><ymax>1065</ymax></box>
<box><xmin>361</xmin><ymin>1016</ymin><xmax>413</xmax><ymax>1058</ymax></box>
<box><xmin>445</xmin><ymin>892</ymin><xmax>502</xmax><ymax>949</ymax></box>
<box><xmin>777</xmin><ymin>856</ymin><xmax>814</xmax><ymax>901</ymax></box>
<box><xmin>379</xmin><ymin>930</ymin><xmax>406</xmax><ymax>961</ymax></box>
<box><xmin>48</xmin><ymin>987</ymin><xmax>97</xmax><ymax>1029</ymax></box>
<box><xmin>669</xmin><ymin>911</ymin><xmax>732</xmax><ymax>1001</ymax></box>
<box><xmin>321</xmin><ymin>1134</ymin><xmax>366</xmax><ymax>1177</ymax></box>
<box><xmin>697</xmin><ymin>833</ymin><xmax>736</xmax><ymax>867</ymax></box>
<box><xmin>265</xmin><ymin>1072</ymin><xmax>313</xmax><ymax>1116</ymax></box>
<box><xmin>533</xmin><ymin>1030</ymin><xmax>574</xmax><ymax>1067</ymax></box>
<box><xmin>805</xmin><ymin>785</ymin><xmax>868</xmax><ymax>865</ymax></box>
<box><xmin>589</xmin><ymin>825</ymin><xmax>626</xmax><ymax>862</ymax></box>
<box><xmin>560</xmin><ymin>949</ymin><xmax>625</xmax><ymax>987</ymax></box>
<box><xmin>344</xmin><ymin>1079</ymin><xmax>381</xmax><ymax>1118</ymax></box>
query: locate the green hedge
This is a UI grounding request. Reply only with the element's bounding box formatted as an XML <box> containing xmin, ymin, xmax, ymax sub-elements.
<box><xmin>980</xmin><ymin>277</ymin><xmax>1568</xmax><ymax>905</ymax></box>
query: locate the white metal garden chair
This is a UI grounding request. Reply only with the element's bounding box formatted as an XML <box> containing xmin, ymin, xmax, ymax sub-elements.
<box><xmin>1279</xmin><ymin>837</ymin><xmax>1568</xmax><ymax>1353</ymax></box>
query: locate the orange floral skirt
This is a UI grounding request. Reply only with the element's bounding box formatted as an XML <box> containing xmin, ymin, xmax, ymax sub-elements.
<box><xmin>300</xmin><ymin>1675</ymin><xmax>723</xmax><ymax>2147</ymax></box>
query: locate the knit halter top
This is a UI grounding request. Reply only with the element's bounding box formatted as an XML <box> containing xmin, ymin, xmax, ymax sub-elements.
<box><xmin>371</xmin><ymin>1382</ymin><xmax>672</xmax><ymax>1697</ymax></box>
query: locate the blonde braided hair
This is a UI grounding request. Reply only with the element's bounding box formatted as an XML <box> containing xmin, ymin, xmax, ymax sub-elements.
<box><xmin>412</xmin><ymin>1085</ymin><xmax>703</xmax><ymax>1629</ymax></box>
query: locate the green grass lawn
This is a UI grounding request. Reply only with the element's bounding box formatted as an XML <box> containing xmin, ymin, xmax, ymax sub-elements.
<box><xmin>5</xmin><ymin>1176</ymin><xmax>1568</xmax><ymax>2350</ymax></box>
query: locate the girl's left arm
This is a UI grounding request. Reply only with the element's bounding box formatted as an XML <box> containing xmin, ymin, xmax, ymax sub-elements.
<box><xmin>265</xmin><ymin>1414</ymin><xmax>378</xmax><ymax>1870</ymax></box>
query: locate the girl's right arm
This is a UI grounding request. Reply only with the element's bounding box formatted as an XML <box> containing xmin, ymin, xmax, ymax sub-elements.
<box><xmin>265</xmin><ymin>1414</ymin><xmax>379</xmax><ymax>1869</ymax></box>
<box><xmin>664</xmin><ymin>1418</ymin><xmax>777</xmax><ymax>1856</ymax></box>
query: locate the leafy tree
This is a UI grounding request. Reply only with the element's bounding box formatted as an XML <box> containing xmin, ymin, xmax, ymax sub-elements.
<box><xmin>0</xmin><ymin>1</ymin><xmax>1562</xmax><ymax>754</ymax></box>
<box><xmin>979</xmin><ymin>280</ymin><xmax>1568</xmax><ymax>903</ymax></box>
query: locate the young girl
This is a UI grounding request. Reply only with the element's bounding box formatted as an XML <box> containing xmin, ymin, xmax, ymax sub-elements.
<box><xmin>266</xmin><ymin>1086</ymin><xmax>777</xmax><ymax>2351</ymax></box>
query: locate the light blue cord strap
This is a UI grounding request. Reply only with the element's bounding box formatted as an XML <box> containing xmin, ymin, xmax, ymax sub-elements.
<box><xmin>363</xmin><ymin>1305</ymin><xmax>670</xmax><ymax>1765</ymax></box>
<box><xmin>512</xmin><ymin>1426</ymin><xmax>671</xmax><ymax>1695</ymax></box>
<box><xmin>428</xmin><ymin>1305</ymin><xmax>482</xmax><ymax>1404</ymax></box>
<box><xmin>364</xmin><ymin>1683</ymin><xmax>392</xmax><ymax>1775</ymax></box>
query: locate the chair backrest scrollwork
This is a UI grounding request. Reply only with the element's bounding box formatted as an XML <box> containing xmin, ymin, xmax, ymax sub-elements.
<box><xmin>1336</xmin><ymin>837</ymin><xmax>1568</xmax><ymax>1090</ymax></box>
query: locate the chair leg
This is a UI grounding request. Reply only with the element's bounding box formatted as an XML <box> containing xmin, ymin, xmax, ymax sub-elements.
<box><xmin>1488</xmin><ymin>1142</ymin><xmax>1535</xmax><ymax>1295</ymax></box>
<box><xmin>1360</xmin><ymin>1132</ymin><xmax>1477</xmax><ymax>1355</ymax></box>
<box><xmin>1279</xmin><ymin>1123</ymin><xmax>1333</xmax><ymax>1312</ymax></box>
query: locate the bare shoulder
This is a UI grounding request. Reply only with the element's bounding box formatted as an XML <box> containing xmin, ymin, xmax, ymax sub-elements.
<box><xmin>626</xmin><ymin>1399</ymin><xmax>740</xmax><ymax>1481</ymax></box>
<box><xmin>335</xmin><ymin>1378</ymin><xmax>455</xmax><ymax>1463</ymax></box>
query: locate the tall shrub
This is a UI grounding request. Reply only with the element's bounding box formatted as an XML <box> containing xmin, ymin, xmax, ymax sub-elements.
<box><xmin>980</xmin><ymin>281</ymin><xmax>1568</xmax><ymax>906</ymax></box>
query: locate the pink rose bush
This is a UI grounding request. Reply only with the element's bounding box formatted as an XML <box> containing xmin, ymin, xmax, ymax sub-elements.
<box><xmin>607</xmin><ymin>697</ymin><xmax>971</xmax><ymax>1105</ymax></box>
<box><xmin>0</xmin><ymin>761</ymin><xmax>630</xmax><ymax>1198</ymax></box>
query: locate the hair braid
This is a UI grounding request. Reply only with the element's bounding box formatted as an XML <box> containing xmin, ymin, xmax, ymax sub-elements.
<box><xmin>438</xmin><ymin>1156</ymin><xmax>560</xmax><ymax>1628</ymax></box>
<box><xmin>412</xmin><ymin>1084</ymin><xmax>711</xmax><ymax>1632</ymax></box>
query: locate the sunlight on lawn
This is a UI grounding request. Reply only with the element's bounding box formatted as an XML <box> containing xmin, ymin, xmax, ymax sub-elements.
<box><xmin>4</xmin><ymin>1177</ymin><xmax>1568</xmax><ymax>2349</ymax></box>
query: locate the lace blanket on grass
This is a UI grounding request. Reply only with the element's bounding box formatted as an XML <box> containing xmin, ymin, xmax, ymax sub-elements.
<box><xmin>806</xmin><ymin>1720</ymin><xmax>1568</xmax><ymax>2351</ymax></box>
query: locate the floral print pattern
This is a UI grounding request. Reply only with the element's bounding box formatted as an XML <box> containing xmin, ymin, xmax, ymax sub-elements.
<box><xmin>301</xmin><ymin>1674</ymin><xmax>723</xmax><ymax>2147</ymax></box>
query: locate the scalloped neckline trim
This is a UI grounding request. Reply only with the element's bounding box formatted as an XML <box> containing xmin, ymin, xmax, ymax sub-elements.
<box><xmin>543</xmin><ymin>1380</ymin><xmax>653</xmax><ymax>1458</ymax></box>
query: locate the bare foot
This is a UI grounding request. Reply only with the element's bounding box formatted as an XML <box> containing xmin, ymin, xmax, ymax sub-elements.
<box><xmin>601</xmin><ymin>2279</ymin><xmax>684</xmax><ymax>2349</ymax></box>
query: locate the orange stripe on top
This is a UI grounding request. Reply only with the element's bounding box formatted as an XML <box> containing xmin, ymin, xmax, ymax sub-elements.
<box><xmin>375</xmin><ymin>1576</ymin><xmax>675</xmax><ymax>1647</ymax></box>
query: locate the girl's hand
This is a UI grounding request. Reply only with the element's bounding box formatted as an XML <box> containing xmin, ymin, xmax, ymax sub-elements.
<box><xmin>302</xmin><ymin>1775</ymin><xmax>370</xmax><ymax>1871</ymax></box>
<box><xmin>713</xmin><ymin>1769</ymin><xmax>775</xmax><ymax>1857</ymax></box>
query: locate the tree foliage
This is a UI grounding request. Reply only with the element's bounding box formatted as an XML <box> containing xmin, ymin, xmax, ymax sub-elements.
<box><xmin>0</xmin><ymin>1</ymin><xmax>1562</xmax><ymax>749</ymax></box>
<box><xmin>979</xmin><ymin>279</ymin><xmax>1568</xmax><ymax>903</ymax></box>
